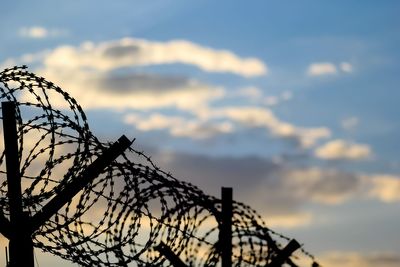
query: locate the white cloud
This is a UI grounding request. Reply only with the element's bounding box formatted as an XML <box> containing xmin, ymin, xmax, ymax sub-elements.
<box><xmin>124</xmin><ymin>113</ymin><xmax>183</xmax><ymax>131</ymax></box>
<box><xmin>368</xmin><ymin>175</ymin><xmax>400</xmax><ymax>202</ymax></box>
<box><xmin>281</xmin><ymin>90</ymin><xmax>293</xmax><ymax>100</ymax></box>
<box><xmin>341</xmin><ymin>116</ymin><xmax>359</xmax><ymax>131</ymax></box>
<box><xmin>307</xmin><ymin>62</ymin><xmax>337</xmax><ymax>76</ymax></box>
<box><xmin>263</xmin><ymin>90</ymin><xmax>293</xmax><ymax>106</ymax></box>
<box><xmin>340</xmin><ymin>62</ymin><xmax>353</xmax><ymax>73</ymax></box>
<box><xmin>315</xmin><ymin>139</ymin><xmax>372</xmax><ymax>160</ymax></box>
<box><xmin>307</xmin><ymin>61</ymin><xmax>353</xmax><ymax>76</ymax></box>
<box><xmin>210</xmin><ymin>106</ymin><xmax>330</xmax><ymax>147</ymax></box>
<box><xmin>122</xmin><ymin>102</ymin><xmax>329</xmax><ymax>144</ymax></box>
<box><xmin>124</xmin><ymin>113</ymin><xmax>233</xmax><ymax>139</ymax></box>
<box><xmin>234</xmin><ymin>86</ymin><xmax>263</xmax><ymax>100</ymax></box>
<box><xmin>263</xmin><ymin>212</ymin><xmax>313</xmax><ymax>229</ymax></box>
<box><xmin>231</xmin><ymin>87</ymin><xmax>293</xmax><ymax>107</ymax></box>
<box><xmin>19</xmin><ymin>26</ymin><xmax>48</xmax><ymax>38</ymax></box>
<box><xmin>18</xmin><ymin>26</ymin><xmax>67</xmax><ymax>39</ymax></box>
<box><xmin>40</xmin><ymin>38</ymin><xmax>267</xmax><ymax>77</ymax></box>
<box><xmin>264</xmin><ymin>96</ymin><xmax>279</xmax><ymax>106</ymax></box>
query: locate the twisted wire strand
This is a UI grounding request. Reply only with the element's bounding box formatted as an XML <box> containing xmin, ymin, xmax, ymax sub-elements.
<box><xmin>0</xmin><ymin>66</ymin><xmax>319</xmax><ymax>267</ymax></box>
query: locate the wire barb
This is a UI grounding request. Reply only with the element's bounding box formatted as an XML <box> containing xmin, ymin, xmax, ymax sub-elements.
<box><xmin>0</xmin><ymin>66</ymin><xmax>319</xmax><ymax>267</ymax></box>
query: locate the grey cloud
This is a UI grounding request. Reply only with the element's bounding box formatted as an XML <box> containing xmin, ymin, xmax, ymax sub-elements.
<box><xmin>33</xmin><ymin>67</ymin><xmax>224</xmax><ymax>110</ymax></box>
<box><xmin>282</xmin><ymin>168</ymin><xmax>363</xmax><ymax>205</ymax></box>
<box><xmin>304</xmin><ymin>170</ymin><xmax>360</xmax><ymax>198</ymax></box>
<box><xmin>103</xmin><ymin>44</ymin><xmax>140</xmax><ymax>58</ymax></box>
<box><xmin>153</xmin><ymin>152</ymin><xmax>280</xmax><ymax>195</ymax></box>
<box><xmin>99</xmin><ymin>73</ymin><xmax>192</xmax><ymax>94</ymax></box>
<box><xmin>368</xmin><ymin>254</ymin><xmax>400</xmax><ymax>265</ymax></box>
<box><xmin>147</xmin><ymin>150</ymin><xmax>365</xmax><ymax>216</ymax></box>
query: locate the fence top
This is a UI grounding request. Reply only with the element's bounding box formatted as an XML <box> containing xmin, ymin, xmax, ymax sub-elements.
<box><xmin>0</xmin><ymin>66</ymin><xmax>319</xmax><ymax>267</ymax></box>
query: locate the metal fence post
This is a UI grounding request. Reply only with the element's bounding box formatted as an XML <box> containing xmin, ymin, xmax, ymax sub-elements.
<box><xmin>221</xmin><ymin>187</ymin><xmax>232</xmax><ymax>267</ymax></box>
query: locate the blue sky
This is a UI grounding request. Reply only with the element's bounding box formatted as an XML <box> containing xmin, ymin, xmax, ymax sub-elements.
<box><xmin>1</xmin><ymin>1</ymin><xmax>400</xmax><ymax>266</ymax></box>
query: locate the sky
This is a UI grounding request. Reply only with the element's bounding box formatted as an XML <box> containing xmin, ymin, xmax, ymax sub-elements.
<box><xmin>1</xmin><ymin>1</ymin><xmax>400</xmax><ymax>266</ymax></box>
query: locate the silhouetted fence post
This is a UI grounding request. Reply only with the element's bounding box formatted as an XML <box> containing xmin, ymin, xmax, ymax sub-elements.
<box><xmin>220</xmin><ymin>187</ymin><xmax>233</xmax><ymax>267</ymax></box>
<box><xmin>2</xmin><ymin>101</ymin><xmax>34</xmax><ymax>267</ymax></box>
<box><xmin>0</xmin><ymin>101</ymin><xmax>132</xmax><ymax>267</ymax></box>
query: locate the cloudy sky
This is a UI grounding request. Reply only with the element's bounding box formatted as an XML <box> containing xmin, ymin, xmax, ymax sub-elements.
<box><xmin>1</xmin><ymin>1</ymin><xmax>400</xmax><ymax>266</ymax></box>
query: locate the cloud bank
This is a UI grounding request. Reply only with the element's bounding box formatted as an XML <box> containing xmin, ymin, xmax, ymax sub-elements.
<box><xmin>148</xmin><ymin>149</ymin><xmax>400</xmax><ymax>228</ymax></box>
<box><xmin>41</xmin><ymin>38</ymin><xmax>267</xmax><ymax>77</ymax></box>
<box><xmin>2</xmin><ymin>37</ymin><xmax>333</xmax><ymax>148</ymax></box>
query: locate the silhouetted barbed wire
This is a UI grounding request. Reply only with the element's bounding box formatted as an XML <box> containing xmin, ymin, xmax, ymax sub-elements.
<box><xmin>0</xmin><ymin>66</ymin><xmax>319</xmax><ymax>267</ymax></box>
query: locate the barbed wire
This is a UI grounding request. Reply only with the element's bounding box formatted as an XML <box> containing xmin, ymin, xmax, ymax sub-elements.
<box><xmin>0</xmin><ymin>66</ymin><xmax>320</xmax><ymax>267</ymax></box>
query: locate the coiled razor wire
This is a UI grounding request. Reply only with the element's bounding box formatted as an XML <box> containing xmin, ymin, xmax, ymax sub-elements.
<box><xmin>0</xmin><ymin>66</ymin><xmax>319</xmax><ymax>267</ymax></box>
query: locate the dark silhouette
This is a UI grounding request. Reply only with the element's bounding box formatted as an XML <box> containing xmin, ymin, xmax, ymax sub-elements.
<box><xmin>0</xmin><ymin>66</ymin><xmax>319</xmax><ymax>267</ymax></box>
